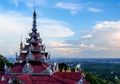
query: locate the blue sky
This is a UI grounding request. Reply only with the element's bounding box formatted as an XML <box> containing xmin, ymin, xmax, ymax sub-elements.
<box><xmin>0</xmin><ymin>0</ymin><xmax>120</xmax><ymax>58</ymax></box>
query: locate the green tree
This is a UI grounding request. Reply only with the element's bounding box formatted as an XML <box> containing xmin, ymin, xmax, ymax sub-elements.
<box><xmin>0</xmin><ymin>54</ymin><xmax>13</xmax><ymax>71</ymax></box>
<box><xmin>58</xmin><ymin>63</ymin><xmax>68</xmax><ymax>72</ymax></box>
<box><xmin>85</xmin><ymin>71</ymin><xmax>109</xmax><ymax>84</ymax></box>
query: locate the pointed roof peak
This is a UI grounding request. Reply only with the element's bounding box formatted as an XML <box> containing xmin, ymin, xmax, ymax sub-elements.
<box><xmin>33</xmin><ymin>9</ymin><xmax>37</xmax><ymax>17</ymax></box>
<box><xmin>32</xmin><ymin>0</ymin><xmax>37</xmax><ymax>31</ymax></box>
<box><xmin>33</xmin><ymin>0</ymin><xmax>36</xmax><ymax>16</ymax></box>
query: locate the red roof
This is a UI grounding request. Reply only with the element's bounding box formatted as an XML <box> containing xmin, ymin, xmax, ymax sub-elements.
<box><xmin>10</xmin><ymin>63</ymin><xmax>48</xmax><ymax>73</ymax></box>
<box><xmin>0</xmin><ymin>72</ymin><xmax>88</xmax><ymax>84</ymax></box>
<box><xmin>32</xmin><ymin>53</ymin><xmax>42</xmax><ymax>60</ymax></box>
<box><xmin>20</xmin><ymin>53</ymin><xmax>26</xmax><ymax>59</ymax></box>
<box><xmin>55</xmin><ymin>72</ymin><xmax>82</xmax><ymax>81</ymax></box>
<box><xmin>0</xmin><ymin>74</ymin><xmax>12</xmax><ymax>84</ymax></box>
<box><xmin>11</xmin><ymin>63</ymin><xmax>23</xmax><ymax>73</ymax></box>
<box><xmin>31</xmin><ymin>72</ymin><xmax>84</xmax><ymax>84</ymax></box>
<box><xmin>31</xmin><ymin>63</ymin><xmax>48</xmax><ymax>73</ymax></box>
<box><xmin>32</xmin><ymin>75</ymin><xmax>64</xmax><ymax>84</ymax></box>
<box><xmin>15</xmin><ymin>74</ymin><xmax>33</xmax><ymax>84</ymax></box>
<box><xmin>0</xmin><ymin>81</ymin><xmax>8</xmax><ymax>84</ymax></box>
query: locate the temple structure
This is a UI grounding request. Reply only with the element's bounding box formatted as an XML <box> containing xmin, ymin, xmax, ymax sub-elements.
<box><xmin>10</xmin><ymin>9</ymin><xmax>53</xmax><ymax>76</ymax></box>
<box><xmin>0</xmin><ymin>9</ymin><xmax>89</xmax><ymax>84</ymax></box>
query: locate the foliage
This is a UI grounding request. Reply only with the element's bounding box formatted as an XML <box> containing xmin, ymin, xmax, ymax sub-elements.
<box><xmin>58</xmin><ymin>63</ymin><xmax>68</xmax><ymax>72</ymax></box>
<box><xmin>82</xmin><ymin>62</ymin><xmax>120</xmax><ymax>83</ymax></box>
<box><xmin>71</xmin><ymin>67</ymin><xmax>75</xmax><ymax>72</ymax></box>
<box><xmin>0</xmin><ymin>54</ymin><xmax>13</xmax><ymax>71</ymax></box>
<box><xmin>115</xmin><ymin>79</ymin><xmax>120</xmax><ymax>84</ymax></box>
<box><xmin>85</xmin><ymin>71</ymin><xmax>112</xmax><ymax>84</ymax></box>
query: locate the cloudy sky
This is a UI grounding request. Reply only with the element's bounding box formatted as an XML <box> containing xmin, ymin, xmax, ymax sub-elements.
<box><xmin>0</xmin><ymin>0</ymin><xmax>120</xmax><ymax>58</ymax></box>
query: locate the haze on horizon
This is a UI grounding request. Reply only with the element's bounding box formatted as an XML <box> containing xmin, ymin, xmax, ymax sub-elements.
<box><xmin>0</xmin><ymin>0</ymin><xmax>120</xmax><ymax>58</ymax></box>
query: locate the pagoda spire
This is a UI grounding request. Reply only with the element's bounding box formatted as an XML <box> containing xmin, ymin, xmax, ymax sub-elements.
<box><xmin>20</xmin><ymin>37</ymin><xmax>23</xmax><ymax>54</ymax></box>
<box><xmin>32</xmin><ymin>0</ymin><xmax>37</xmax><ymax>31</ymax></box>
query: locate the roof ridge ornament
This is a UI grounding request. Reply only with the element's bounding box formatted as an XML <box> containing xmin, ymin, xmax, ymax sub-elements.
<box><xmin>8</xmin><ymin>78</ymin><xmax>12</xmax><ymax>84</ymax></box>
<box><xmin>1</xmin><ymin>76</ymin><xmax>6</xmax><ymax>81</ymax></box>
<box><xmin>4</xmin><ymin>64</ymin><xmax>8</xmax><ymax>70</ymax></box>
<box><xmin>26</xmin><ymin>51</ymin><xmax>34</xmax><ymax>60</ymax></box>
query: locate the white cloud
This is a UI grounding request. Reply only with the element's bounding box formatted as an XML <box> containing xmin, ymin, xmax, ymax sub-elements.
<box><xmin>60</xmin><ymin>21</ymin><xmax>120</xmax><ymax>58</ymax></box>
<box><xmin>56</xmin><ymin>2</ymin><xmax>83</xmax><ymax>15</ymax></box>
<box><xmin>81</xmin><ymin>21</ymin><xmax>120</xmax><ymax>58</ymax></box>
<box><xmin>79</xmin><ymin>44</ymin><xmax>87</xmax><ymax>47</ymax></box>
<box><xmin>47</xmin><ymin>41</ymin><xmax>72</xmax><ymax>47</ymax></box>
<box><xmin>0</xmin><ymin>11</ymin><xmax>74</xmax><ymax>56</ymax></box>
<box><xmin>55</xmin><ymin>2</ymin><xmax>104</xmax><ymax>15</ymax></box>
<box><xmin>88</xmin><ymin>8</ymin><xmax>103</xmax><ymax>12</ymax></box>
<box><xmin>9</xmin><ymin>0</ymin><xmax>47</xmax><ymax>7</ymax></box>
<box><xmin>9</xmin><ymin>0</ymin><xmax>104</xmax><ymax>15</ymax></box>
<box><xmin>45</xmin><ymin>40</ymin><xmax>82</xmax><ymax>58</ymax></box>
<box><xmin>83</xmin><ymin>34</ymin><xmax>93</xmax><ymax>39</ymax></box>
<box><xmin>94</xmin><ymin>21</ymin><xmax>120</xmax><ymax>30</ymax></box>
<box><xmin>38</xmin><ymin>18</ymin><xmax>74</xmax><ymax>37</ymax></box>
<box><xmin>93</xmin><ymin>21</ymin><xmax>120</xmax><ymax>47</ymax></box>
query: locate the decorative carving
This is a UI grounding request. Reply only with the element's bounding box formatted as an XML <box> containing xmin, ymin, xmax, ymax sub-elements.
<box><xmin>39</xmin><ymin>66</ymin><xmax>53</xmax><ymax>75</ymax></box>
<box><xmin>40</xmin><ymin>54</ymin><xmax>46</xmax><ymax>62</ymax></box>
<box><xmin>46</xmin><ymin>53</ymin><xmax>50</xmax><ymax>60</ymax></box>
<box><xmin>79</xmin><ymin>78</ymin><xmax>83</xmax><ymax>84</ymax></box>
<box><xmin>30</xmin><ymin>38</ymin><xmax>34</xmax><ymax>43</ymax></box>
<box><xmin>29</xmin><ymin>44</ymin><xmax>34</xmax><ymax>50</ymax></box>
<box><xmin>4</xmin><ymin>64</ymin><xmax>10</xmax><ymax>72</ymax></box>
<box><xmin>1</xmin><ymin>76</ymin><xmax>6</xmax><ymax>81</ymax></box>
<box><xmin>8</xmin><ymin>78</ymin><xmax>12</xmax><ymax>84</ymax></box>
<box><xmin>76</xmin><ymin>64</ymin><xmax>81</xmax><ymax>72</ymax></box>
<box><xmin>26</xmin><ymin>51</ymin><xmax>34</xmax><ymax>60</ymax></box>
<box><xmin>52</xmin><ymin>62</ymin><xmax>58</xmax><ymax>72</ymax></box>
<box><xmin>22</xmin><ymin>62</ymin><xmax>33</xmax><ymax>73</ymax></box>
<box><xmin>31</xmin><ymin>32</ymin><xmax>35</xmax><ymax>37</ymax></box>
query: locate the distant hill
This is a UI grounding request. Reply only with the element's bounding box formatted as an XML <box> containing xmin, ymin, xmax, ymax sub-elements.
<box><xmin>7</xmin><ymin>57</ymin><xmax>16</xmax><ymax>63</ymax></box>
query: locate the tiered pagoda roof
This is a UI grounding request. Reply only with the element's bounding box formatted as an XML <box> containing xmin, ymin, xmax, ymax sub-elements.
<box><xmin>0</xmin><ymin>9</ymin><xmax>89</xmax><ymax>84</ymax></box>
<box><xmin>5</xmin><ymin>9</ymin><xmax>52</xmax><ymax>76</ymax></box>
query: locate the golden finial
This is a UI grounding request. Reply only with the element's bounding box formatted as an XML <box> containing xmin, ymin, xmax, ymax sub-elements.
<box><xmin>56</xmin><ymin>64</ymin><xmax>59</xmax><ymax>72</ymax></box>
<box><xmin>20</xmin><ymin>36</ymin><xmax>23</xmax><ymax>54</ymax></box>
<box><xmin>62</xmin><ymin>67</ymin><xmax>65</xmax><ymax>72</ymax></box>
<box><xmin>66</xmin><ymin>67</ymin><xmax>71</xmax><ymax>72</ymax></box>
<box><xmin>75</xmin><ymin>67</ymin><xmax>78</xmax><ymax>72</ymax></box>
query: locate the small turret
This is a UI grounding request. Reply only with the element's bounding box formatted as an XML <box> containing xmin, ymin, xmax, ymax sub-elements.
<box><xmin>66</xmin><ymin>67</ymin><xmax>71</xmax><ymax>72</ymax></box>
